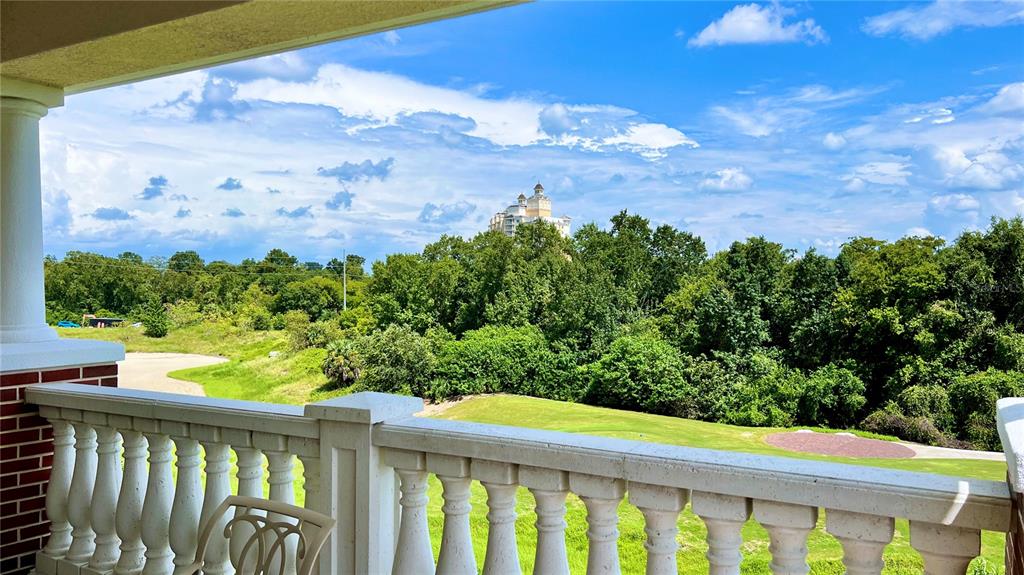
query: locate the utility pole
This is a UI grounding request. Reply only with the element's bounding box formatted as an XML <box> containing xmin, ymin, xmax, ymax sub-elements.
<box><xmin>342</xmin><ymin>249</ymin><xmax>347</xmax><ymax>311</ymax></box>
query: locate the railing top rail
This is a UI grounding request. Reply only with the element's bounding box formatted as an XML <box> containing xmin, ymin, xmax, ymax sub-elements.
<box><xmin>26</xmin><ymin>382</ymin><xmax>319</xmax><ymax>439</ymax></box>
<box><xmin>376</xmin><ymin>415</ymin><xmax>1011</xmax><ymax>532</ymax></box>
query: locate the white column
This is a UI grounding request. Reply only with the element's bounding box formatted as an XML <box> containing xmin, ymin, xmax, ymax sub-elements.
<box><xmin>571</xmin><ymin>473</ymin><xmax>625</xmax><ymax>575</ymax></box>
<box><xmin>232</xmin><ymin>447</ymin><xmax>265</xmax><ymax>572</ymax></box>
<box><xmin>86</xmin><ymin>425</ymin><xmax>123</xmax><ymax>573</ymax></box>
<box><xmin>0</xmin><ymin>95</ymin><xmax>58</xmax><ymax>344</ymax></box>
<box><xmin>909</xmin><ymin>521</ymin><xmax>981</xmax><ymax>575</ymax></box>
<box><xmin>66</xmin><ymin>422</ymin><xmax>98</xmax><ymax>563</ymax></box>
<box><xmin>520</xmin><ymin>467</ymin><xmax>570</xmax><ymax>575</ymax></box>
<box><xmin>825</xmin><ymin>510</ymin><xmax>893</xmax><ymax>575</ymax></box>
<box><xmin>141</xmin><ymin>433</ymin><xmax>174</xmax><ymax>575</ymax></box>
<box><xmin>170</xmin><ymin>437</ymin><xmax>203</xmax><ymax>575</ymax></box>
<box><xmin>628</xmin><ymin>483</ymin><xmax>687</xmax><ymax>575</ymax></box>
<box><xmin>691</xmin><ymin>491</ymin><xmax>751</xmax><ymax>575</ymax></box>
<box><xmin>200</xmin><ymin>442</ymin><xmax>233</xmax><ymax>575</ymax></box>
<box><xmin>427</xmin><ymin>454</ymin><xmax>475</xmax><ymax>575</ymax></box>
<box><xmin>753</xmin><ymin>500</ymin><xmax>818</xmax><ymax>575</ymax></box>
<box><xmin>385</xmin><ymin>450</ymin><xmax>434</xmax><ymax>575</ymax></box>
<box><xmin>473</xmin><ymin>460</ymin><xmax>521</xmax><ymax>575</ymax></box>
<box><xmin>114</xmin><ymin>431</ymin><xmax>148</xmax><ymax>575</ymax></box>
<box><xmin>41</xmin><ymin>419</ymin><xmax>75</xmax><ymax>559</ymax></box>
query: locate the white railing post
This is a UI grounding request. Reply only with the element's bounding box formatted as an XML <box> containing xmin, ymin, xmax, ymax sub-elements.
<box><xmin>85</xmin><ymin>422</ymin><xmax>123</xmax><ymax>574</ymax></box>
<box><xmin>753</xmin><ymin>500</ymin><xmax>818</xmax><ymax>575</ymax></box>
<box><xmin>66</xmin><ymin>421</ymin><xmax>98</xmax><ymax>564</ymax></box>
<box><xmin>427</xmin><ymin>454</ymin><xmax>477</xmax><ymax>575</ymax></box>
<box><xmin>474</xmin><ymin>460</ymin><xmax>521</xmax><ymax>575</ymax></box>
<box><xmin>629</xmin><ymin>483</ymin><xmax>687</xmax><ymax>575</ymax></box>
<box><xmin>140</xmin><ymin>428</ymin><xmax>174</xmax><ymax>575</ymax></box>
<box><xmin>40</xmin><ymin>418</ymin><xmax>75</xmax><ymax>560</ymax></box>
<box><xmin>825</xmin><ymin>510</ymin><xmax>893</xmax><ymax>575</ymax></box>
<box><xmin>520</xmin><ymin>466</ymin><xmax>570</xmax><ymax>575</ymax></box>
<box><xmin>571</xmin><ymin>473</ymin><xmax>625</xmax><ymax>575</ymax></box>
<box><xmin>114</xmin><ymin>429</ymin><xmax>147</xmax><ymax>575</ymax></box>
<box><xmin>909</xmin><ymin>522</ymin><xmax>980</xmax><ymax>575</ymax></box>
<box><xmin>304</xmin><ymin>392</ymin><xmax>423</xmax><ymax>575</ymax></box>
<box><xmin>169</xmin><ymin>435</ymin><xmax>202</xmax><ymax>575</ymax></box>
<box><xmin>691</xmin><ymin>491</ymin><xmax>751</xmax><ymax>575</ymax></box>
<box><xmin>997</xmin><ymin>398</ymin><xmax>1024</xmax><ymax>574</ymax></box>
<box><xmin>385</xmin><ymin>450</ymin><xmax>434</xmax><ymax>575</ymax></box>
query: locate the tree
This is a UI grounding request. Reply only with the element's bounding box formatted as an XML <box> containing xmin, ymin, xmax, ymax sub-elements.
<box><xmin>357</xmin><ymin>325</ymin><xmax>436</xmax><ymax>396</ymax></box>
<box><xmin>168</xmin><ymin>250</ymin><xmax>205</xmax><ymax>273</ymax></box>
<box><xmin>274</xmin><ymin>276</ymin><xmax>345</xmax><ymax>320</ymax></box>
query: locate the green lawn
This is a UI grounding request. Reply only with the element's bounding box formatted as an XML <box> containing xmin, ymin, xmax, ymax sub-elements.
<box><xmin>58</xmin><ymin>326</ymin><xmax>1007</xmax><ymax>573</ymax></box>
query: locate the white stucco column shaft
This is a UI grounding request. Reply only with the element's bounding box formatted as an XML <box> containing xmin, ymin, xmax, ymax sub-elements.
<box><xmin>1</xmin><ymin>95</ymin><xmax>57</xmax><ymax>343</ymax></box>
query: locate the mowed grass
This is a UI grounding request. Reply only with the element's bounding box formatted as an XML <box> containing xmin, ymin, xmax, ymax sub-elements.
<box><xmin>59</xmin><ymin>326</ymin><xmax>1008</xmax><ymax>573</ymax></box>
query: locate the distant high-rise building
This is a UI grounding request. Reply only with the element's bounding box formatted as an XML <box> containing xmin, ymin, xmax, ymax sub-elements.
<box><xmin>488</xmin><ymin>182</ymin><xmax>572</xmax><ymax>237</ymax></box>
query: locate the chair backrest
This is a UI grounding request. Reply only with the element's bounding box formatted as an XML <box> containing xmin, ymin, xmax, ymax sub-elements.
<box><xmin>191</xmin><ymin>495</ymin><xmax>335</xmax><ymax>575</ymax></box>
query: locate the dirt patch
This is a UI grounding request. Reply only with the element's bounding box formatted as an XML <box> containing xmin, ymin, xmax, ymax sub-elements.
<box><xmin>118</xmin><ymin>352</ymin><xmax>227</xmax><ymax>397</ymax></box>
<box><xmin>766</xmin><ymin>431</ymin><xmax>916</xmax><ymax>459</ymax></box>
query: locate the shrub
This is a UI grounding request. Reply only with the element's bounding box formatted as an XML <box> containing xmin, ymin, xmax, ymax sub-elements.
<box><xmin>897</xmin><ymin>385</ymin><xmax>954</xmax><ymax>432</ymax></box>
<box><xmin>798</xmin><ymin>364</ymin><xmax>866</xmax><ymax>428</ymax></box>
<box><xmin>357</xmin><ymin>325</ymin><xmax>436</xmax><ymax>396</ymax></box>
<box><xmin>305</xmin><ymin>320</ymin><xmax>343</xmax><ymax>349</ymax></box>
<box><xmin>432</xmin><ymin>325</ymin><xmax>555</xmax><ymax>400</ymax></box>
<box><xmin>583</xmin><ymin>334</ymin><xmax>690</xmax><ymax>415</ymax></box>
<box><xmin>322</xmin><ymin>341</ymin><xmax>361</xmax><ymax>389</ymax></box>
<box><xmin>238</xmin><ymin>305</ymin><xmax>272</xmax><ymax>331</ymax></box>
<box><xmin>167</xmin><ymin>300</ymin><xmax>203</xmax><ymax>329</ymax></box>
<box><xmin>282</xmin><ymin>310</ymin><xmax>311</xmax><ymax>350</ymax></box>
<box><xmin>949</xmin><ymin>369</ymin><xmax>1024</xmax><ymax>449</ymax></box>
<box><xmin>861</xmin><ymin>407</ymin><xmax>950</xmax><ymax>447</ymax></box>
<box><xmin>142</xmin><ymin>305</ymin><xmax>169</xmax><ymax>338</ymax></box>
<box><xmin>721</xmin><ymin>354</ymin><xmax>805</xmax><ymax>428</ymax></box>
<box><xmin>274</xmin><ymin>276</ymin><xmax>345</xmax><ymax>320</ymax></box>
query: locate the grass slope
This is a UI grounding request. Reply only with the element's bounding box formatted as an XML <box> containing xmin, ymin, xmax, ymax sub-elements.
<box><xmin>59</xmin><ymin>326</ymin><xmax>1006</xmax><ymax>573</ymax></box>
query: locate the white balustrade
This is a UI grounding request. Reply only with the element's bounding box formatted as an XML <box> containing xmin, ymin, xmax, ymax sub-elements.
<box><xmin>753</xmin><ymin>500</ymin><xmax>819</xmax><ymax>575</ymax></box>
<box><xmin>66</xmin><ymin>422</ymin><xmax>98</xmax><ymax>563</ymax></box>
<box><xmin>86</xmin><ymin>424</ymin><xmax>123</xmax><ymax>573</ymax></box>
<box><xmin>520</xmin><ymin>466</ymin><xmax>570</xmax><ymax>575</ymax></box>
<box><xmin>629</xmin><ymin>483</ymin><xmax>688</xmax><ymax>575</ymax></box>
<box><xmin>387</xmin><ymin>450</ymin><xmax>435</xmax><ymax>575</ymax></box>
<box><xmin>114</xmin><ymin>430</ymin><xmax>148</xmax><ymax>575</ymax></box>
<box><xmin>24</xmin><ymin>384</ymin><xmax>1017</xmax><ymax>575</ymax></box>
<box><xmin>825</xmin><ymin>509</ymin><xmax>893</xmax><ymax>575</ymax></box>
<box><xmin>41</xmin><ymin>419</ymin><xmax>74</xmax><ymax>559</ymax></box>
<box><xmin>474</xmin><ymin>460</ymin><xmax>521</xmax><ymax>575</ymax></box>
<box><xmin>571</xmin><ymin>473</ymin><xmax>625</xmax><ymax>575</ymax></box>
<box><xmin>141</xmin><ymin>431</ymin><xmax>174</xmax><ymax>575</ymax></box>
<box><xmin>199</xmin><ymin>440</ymin><xmax>233</xmax><ymax>575</ymax></box>
<box><xmin>232</xmin><ymin>447</ymin><xmax>265</xmax><ymax>572</ymax></box>
<box><xmin>691</xmin><ymin>491</ymin><xmax>751</xmax><ymax>575</ymax></box>
<box><xmin>909</xmin><ymin>521</ymin><xmax>982</xmax><ymax>575</ymax></box>
<box><xmin>169</xmin><ymin>436</ymin><xmax>202</xmax><ymax>575</ymax></box>
<box><xmin>428</xmin><ymin>454</ymin><xmax>477</xmax><ymax>575</ymax></box>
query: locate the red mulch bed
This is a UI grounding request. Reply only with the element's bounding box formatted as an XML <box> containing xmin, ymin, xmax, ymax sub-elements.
<box><xmin>765</xmin><ymin>431</ymin><xmax>916</xmax><ymax>459</ymax></box>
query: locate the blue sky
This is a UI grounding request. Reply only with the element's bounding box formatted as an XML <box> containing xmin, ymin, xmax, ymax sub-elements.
<box><xmin>40</xmin><ymin>1</ymin><xmax>1024</xmax><ymax>264</ymax></box>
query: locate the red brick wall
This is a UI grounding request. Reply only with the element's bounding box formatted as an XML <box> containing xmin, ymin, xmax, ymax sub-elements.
<box><xmin>1009</xmin><ymin>485</ymin><xmax>1024</xmax><ymax>575</ymax></box>
<box><xmin>0</xmin><ymin>364</ymin><xmax>118</xmax><ymax>575</ymax></box>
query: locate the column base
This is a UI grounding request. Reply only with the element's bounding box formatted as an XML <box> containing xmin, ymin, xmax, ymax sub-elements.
<box><xmin>0</xmin><ymin>338</ymin><xmax>124</xmax><ymax>372</ymax></box>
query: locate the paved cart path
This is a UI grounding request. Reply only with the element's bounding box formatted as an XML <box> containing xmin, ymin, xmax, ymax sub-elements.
<box><xmin>117</xmin><ymin>352</ymin><xmax>226</xmax><ymax>397</ymax></box>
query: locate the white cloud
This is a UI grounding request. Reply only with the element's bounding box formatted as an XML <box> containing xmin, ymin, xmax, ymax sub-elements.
<box><xmin>823</xmin><ymin>132</ymin><xmax>847</xmax><ymax>150</ymax></box>
<box><xmin>844</xmin><ymin>177</ymin><xmax>867</xmax><ymax>192</ymax></box>
<box><xmin>863</xmin><ymin>0</ymin><xmax>1024</xmax><ymax>40</ymax></box>
<box><xmin>714</xmin><ymin>84</ymin><xmax>882</xmax><ymax>137</ymax></box>
<box><xmin>700</xmin><ymin>168</ymin><xmax>754</xmax><ymax>192</ymax></box>
<box><xmin>981</xmin><ymin>82</ymin><xmax>1024</xmax><ymax>114</ymax></box>
<box><xmin>383</xmin><ymin>30</ymin><xmax>401</xmax><ymax>46</ymax></box>
<box><xmin>929</xmin><ymin>193</ymin><xmax>981</xmax><ymax>212</ymax></box>
<box><xmin>906</xmin><ymin>226</ymin><xmax>934</xmax><ymax>237</ymax></box>
<box><xmin>689</xmin><ymin>3</ymin><xmax>828</xmax><ymax>47</ymax></box>
<box><xmin>237</xmin><ymin>64</ymin><xmax>695</xmax><ymax>160</ymax></box>
<box><xmin>933</xmin><ymin>147</ymin><xmax>1024</xmax><ymax>189</ymax></box>
<box><xmin>849</xmin><ymin>161</ymin><xmax>912</xmax><ymax>186</ymax></box>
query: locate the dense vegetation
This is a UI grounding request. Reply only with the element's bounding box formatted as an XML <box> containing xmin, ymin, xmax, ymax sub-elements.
<box><xmin>45</xmin><ymin>214</ymin><xmax>1024</xmax><ymax>450</ymax></box>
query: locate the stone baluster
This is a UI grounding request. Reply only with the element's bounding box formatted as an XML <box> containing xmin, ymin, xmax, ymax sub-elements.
<box><xmin>40</xmin><ymin>418</ymin><xmax>75</xmax><ymax>560</ymax></box>
<box><xmin>427</xmin><ymin>454</ymin><xmax>476</xmax><ymax>575</ymax></box>
<box><xmin>266</xmin><ymin>449</ymin><xmax>299</xmax><ymax>575</ymax></box>
<box><xmin>753</xmin><ymin>500</ymin><xmax>818</xmax><ymax>575</ymax></box>
<box><xmin>141</xmin><ymin>430</ymin><xmax>174</xmax><ymax>575</ymax></box>
<box><xmin>691</xmin><ymin>491</ymin><xmax>751</xmax><ymax>575</ymax></box>
<box><xmin>114</xmin><ymin>429</ymin><xmax>147</xmax><ymax>575</ymax></box>
<box><xmin>520</xmin><ymin>466</ymin><xmax>570</xmax><ymax>575</ymax></box>
<box><xmin>385</xmin><ymin>450</ymin><xmax>434</xmax><ymax>575</ymax></box>
<box><xmin>66</xmin><ymin>421</ymin><xmax>98</xmax><ymax>564</ymax></box>
<box><xmin>232</xmin><ymin>447</ymin><xmax>265</xmax><ymax>572</ymax></box>
<box><xmin>474</xmin><ymin>460</ymin><xmax>521</xmax><ymax>575</ymax></box>
<box><xmin>825</xmin><ymin>510</ymin><xmax>894</xmax><ymax>575</ymax></box>
<box><xmin>909</xmin><ymin>521</ymin><xmax>981</xmax><ymax>575</ymax></box>
<box><xmin>86</xmin><ymin>423</ymin><xmax>123</xmax><ymax>574</ymax></box>
<box><xmin>572</xmin><ymin>473</ymin><xmax>625</xmax><ymax>575</ymax></box>
<box><xmin>199</xmin><ymin>439</ymin><xmax>233</xmax><ymax>575</ymax></box>
<box><xmin>169</xmin><ymin>436</ymin><xmax>202</xmax><ymax>575</ymax></box>
<box><xmin>629</xmin><ymin>483</ymin><xmax>688</xmax><ymax>575</ymax></box>
<box><xmin>297</xmin><ymin>451</ymin><xmax>321</xmax><ymax>575</ymax></box>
